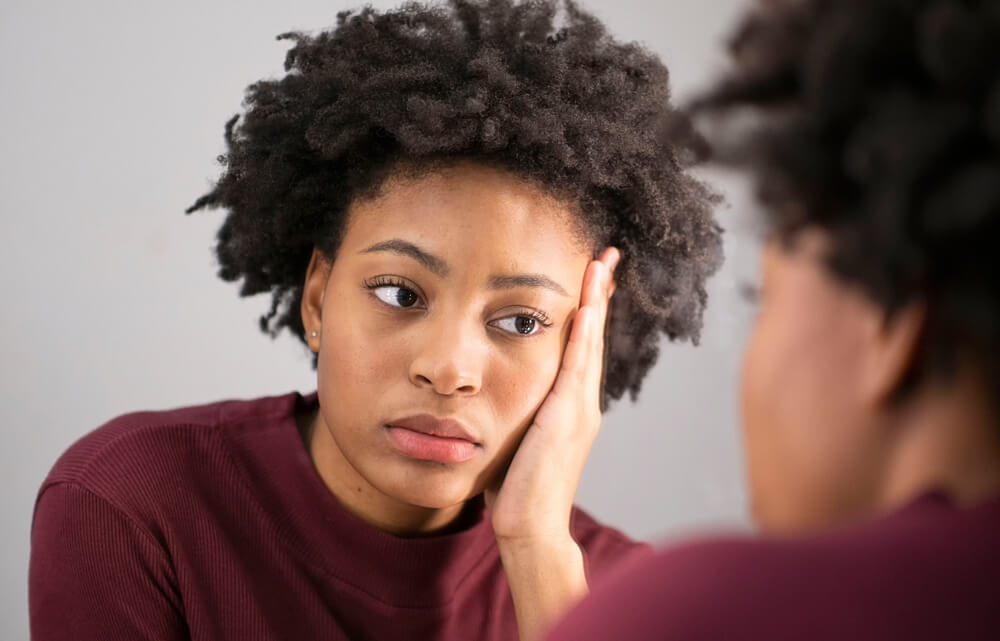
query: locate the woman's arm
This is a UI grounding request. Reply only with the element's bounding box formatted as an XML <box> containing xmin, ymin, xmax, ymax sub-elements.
<box><xmin>486</xmin><ymin>248</ymin><xmax>619</xmax><ymax>641</ymax></box>
<box><xmin>30</xmin><ymin>482</ymin><xmax>188</xmax><ymax>641</ymax></box>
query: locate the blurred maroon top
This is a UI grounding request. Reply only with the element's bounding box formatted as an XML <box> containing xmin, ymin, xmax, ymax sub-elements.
<box><xmin>30</xmin><ymin>392</ymin><xmax>644</xmax><ymax>641</ymax></box>
<box><xmin>549</xmin><ymin>490</ymin><xmax>1000</xmax><ymax>640</ymax></box>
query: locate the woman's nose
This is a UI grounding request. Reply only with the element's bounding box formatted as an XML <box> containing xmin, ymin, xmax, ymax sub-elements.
<box><xmin>408</xmin><ymin>318</ymin><xmax>485</xmax><ymax>396</ymax></box>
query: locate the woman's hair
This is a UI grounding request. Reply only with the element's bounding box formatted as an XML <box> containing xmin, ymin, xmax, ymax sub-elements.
<box><xmin>187</xmin><ymin>0</ymin><xmax>722</xmax><ymax>406</ymax></box>
<box><xmin>692</xmin><ymin>0</ymin><xmax>1000</xmax><ymax>398</ymax></box>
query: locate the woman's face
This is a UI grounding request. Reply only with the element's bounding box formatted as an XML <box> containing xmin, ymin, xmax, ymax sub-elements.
<box><xmin>740</xmin><ymin>230</ymin><xmax>888</xmax><ymax>534</ymax></box>
<box><xmin>302</xmin><ymin>163</ymin><xmax>592</xmax><ymax>518</ymax></box>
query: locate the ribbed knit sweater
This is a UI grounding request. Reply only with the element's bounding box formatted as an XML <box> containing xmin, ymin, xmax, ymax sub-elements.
<box><xmin>30</xmin><ymin>392</ymin><xmax>644</xmax><ymax>640</ymax></box>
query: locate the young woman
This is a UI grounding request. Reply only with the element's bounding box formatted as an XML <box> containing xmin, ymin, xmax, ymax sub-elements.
<box><xmin>28</xmin><ymin>1</ymin><xmax>722</xmax><ymax>640</ymax></box>
<box><xmin>548</xmin><ymin>0</ymin><xmax>1000</xmax><ymax>639</ymax></box>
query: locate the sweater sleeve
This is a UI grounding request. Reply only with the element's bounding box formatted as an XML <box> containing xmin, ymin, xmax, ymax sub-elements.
<box><xmin>30</xmin><ymin>482</ymin><xmax>189</xmax><ymax>641</ymax></box>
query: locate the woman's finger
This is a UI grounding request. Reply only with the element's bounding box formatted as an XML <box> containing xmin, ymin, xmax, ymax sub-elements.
<box><xmin>604</xmin><ymin>249</ymin><xmax>619</xmax><ymax>300</ymax></box>
<box><xmin>600</xmin><ymin>246</ymin><xmax>620</xmax><ymax>276</ymax></box>
<box><xmin>543</xmin><ymin>248</ymin><xmax>618</xmax><ymax>420</ymax></box>
<box><xmin>552</xmin><ymin>303</ymin><xmax>593</xmax><ymax>397</ymax></box>
<box><xmin>582</xmin><ymin>248</ymin><xmax>618</xmax><ymax>308</ymax></box>
<box><xmin>584</xmin><ymin>249</ymin><xmax>618</xmax><ymax>389</ymax></box>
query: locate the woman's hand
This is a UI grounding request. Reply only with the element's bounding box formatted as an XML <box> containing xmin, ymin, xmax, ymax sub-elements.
<box><xmin>485</xmin><ymin>247</ymin><xmax>619</xmax><ymax>641</ymax></box>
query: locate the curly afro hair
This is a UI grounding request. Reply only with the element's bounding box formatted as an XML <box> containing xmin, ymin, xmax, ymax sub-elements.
<box><xmin>692</xmin><ymin>0</ymin><xmax>1000</xmax><ymax>401</ymax></box>
<box><xmin>187</xmin><ymin>0</ymin><xmax>723</xmax><ymax>406</ymax></box>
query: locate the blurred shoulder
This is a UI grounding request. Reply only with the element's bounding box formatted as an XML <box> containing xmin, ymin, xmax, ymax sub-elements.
<box><xmin>548</xmin><ymin>535</ymin><xmax>797</xmax><ymax>641</ymax></box>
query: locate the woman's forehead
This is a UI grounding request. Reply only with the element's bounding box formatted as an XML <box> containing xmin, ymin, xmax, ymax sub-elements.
<box><xmin>343</xmin><ymin>164</ymin><xmax>591</xmax><ymax>254</ymax></box>
<box><xmin>333</xmin><ymin>170</ymin><xmax>588</xmax><ymax>295</ymax></box>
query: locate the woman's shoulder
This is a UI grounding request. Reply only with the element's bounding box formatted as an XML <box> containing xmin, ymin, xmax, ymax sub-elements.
<box><xmin>39</xmin><ymin>392</ymin><xmax>305</xmax><ymax>510</ymax></box>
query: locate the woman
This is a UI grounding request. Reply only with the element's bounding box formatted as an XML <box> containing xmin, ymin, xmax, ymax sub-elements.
<box><xmin>29</xmin><ymin>1</ymin><xmax>721</xmax><ymax>640</ymax></box>
<box><xmin>548</xmin><ymin>0</ymin><xmax>1000</xmax><ymax>639</ymax></box>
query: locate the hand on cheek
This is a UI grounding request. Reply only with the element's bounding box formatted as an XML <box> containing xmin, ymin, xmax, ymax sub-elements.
<box><xmin>486</xmin><ymin>247</ymin><xmax>619</xmax><ymax>641</ymax></box>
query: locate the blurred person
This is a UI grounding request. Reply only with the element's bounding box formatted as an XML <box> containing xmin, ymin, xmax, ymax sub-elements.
<box><xmin>549</xmin><ymin>0</ymin><xmax>1000</xmax><ymax>638</ymax></box>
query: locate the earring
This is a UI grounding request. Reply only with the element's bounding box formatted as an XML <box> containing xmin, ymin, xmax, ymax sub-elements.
<box><xmin>310</xmin><ymin>331</ymin><xmax>319</xmax><ymax>338</ymax></box>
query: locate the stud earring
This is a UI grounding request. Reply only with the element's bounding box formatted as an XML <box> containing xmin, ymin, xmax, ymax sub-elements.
<box><xmin>310</xmin><ymin>331</ymin><xmax>319</xmax><ymax>338</ymax></box>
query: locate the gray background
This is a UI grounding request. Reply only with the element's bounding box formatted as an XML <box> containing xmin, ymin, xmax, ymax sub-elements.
<box><xmin>1</xmin><ymin>0</ymin><xmax>755</xmax><ymax>638</ymax></box>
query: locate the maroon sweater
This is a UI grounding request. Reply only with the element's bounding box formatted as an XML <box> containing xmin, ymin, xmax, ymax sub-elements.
<box><xmin>548</xmin><ymin>491</ymin><xmax>1000</xmax><ymax>641</ymax></box>
<box><xmin>30</xmin><ymin>392</ymin><xmax>643</xmax><ymax>641</ymax></box>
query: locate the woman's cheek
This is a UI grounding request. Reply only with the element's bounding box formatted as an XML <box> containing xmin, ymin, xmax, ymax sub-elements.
<box><xmin>321</xmin><ymin>312</ymin><xmax>406</xmax><ymax>387</ymax></box>
<box><xmin>498</xmin><ymin>337</ymin><xmax>564</xmax><ymax>418</ymax></box>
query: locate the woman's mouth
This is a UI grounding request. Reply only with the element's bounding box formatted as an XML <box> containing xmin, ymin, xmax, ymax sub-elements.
<box><xmin>384</xmin><ymin>414</ymin><xmax>481</xmax><ymax>464</ymax></box>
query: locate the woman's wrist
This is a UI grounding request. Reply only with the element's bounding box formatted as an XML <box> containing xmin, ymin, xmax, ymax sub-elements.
<box><xmin>498</xmin><ymin>534</ymin><xmax>588</xmax><ymax>641</ymax></box>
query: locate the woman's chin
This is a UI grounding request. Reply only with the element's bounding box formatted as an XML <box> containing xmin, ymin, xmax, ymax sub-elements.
<box><xmin>379</xmin><ymin>473</ymin><xmax>484</xmax><ymax>511</ymax></box>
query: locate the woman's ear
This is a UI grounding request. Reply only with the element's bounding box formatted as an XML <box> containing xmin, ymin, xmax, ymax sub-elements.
<box><xmin>859</xmin><ymin>299</ymin><xmax>927</xmax><ymax>408</ymax></box>
<box><xmin>301</xmin><ymin>248</ymin><xmax>330</xmax><ymax>354</ymax></box>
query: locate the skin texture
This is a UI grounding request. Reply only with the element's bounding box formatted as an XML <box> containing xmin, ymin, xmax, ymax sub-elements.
<box><xmin>742</xmin><ymin>230</ymin><xmax>1000</xmax><ymax>536</ymax></box>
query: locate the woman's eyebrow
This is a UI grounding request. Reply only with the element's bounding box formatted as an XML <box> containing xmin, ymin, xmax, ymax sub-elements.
<box><xmin>490</xmin><ymin>274</ymin><xmax>569</xmax><ymax>297</ymax></box>
<box><xmin>360</xmin><ymin>239</ymin><xmax>568</xmax><ymax>296</ymax></box>
<box><xmin>360</xmin><ymin>239</ymin><xmax>449</xmax><ymax>276</ymax></box>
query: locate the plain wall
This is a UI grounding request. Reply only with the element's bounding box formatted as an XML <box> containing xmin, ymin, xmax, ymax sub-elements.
<box><xmin>1</xmin><ymin>0</ymin><xmax>755</xmax><ymax>638</ymax></box>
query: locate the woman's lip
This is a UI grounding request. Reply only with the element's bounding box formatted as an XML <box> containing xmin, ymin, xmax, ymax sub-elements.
<box><xmin>384</xmin><ymin>426</ymin><xmax>480</xmax><ymax>464</ymax></box>
<box><xmin>387</xmin><ymin>414</ymin><xmax>479</xmax><ymax>443</ymax></box>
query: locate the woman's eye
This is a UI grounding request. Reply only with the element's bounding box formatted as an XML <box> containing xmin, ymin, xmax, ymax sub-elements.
<box><xmin>493</xmin><ymin>315</ymin><xmax>542</xmax><ymax>336</ymax></box>
<box><xmin>373</xmin><ymin>285</ymin><xmax>421</xmax><ymax>309</ymax></box>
